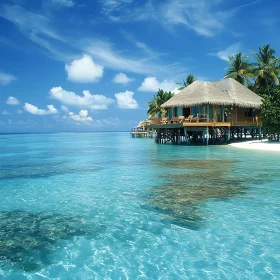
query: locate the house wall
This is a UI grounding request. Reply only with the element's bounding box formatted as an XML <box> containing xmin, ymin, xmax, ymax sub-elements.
<box><xmin>168</xmin><ymin>108</ymin><xmax>173</xmax><ymax>120</ymax></box>
<box><xmin>213</xmin><ymin>105</ymin><xmax>227</xmax><ymax>122</ymax></box>
<box><xmin>167</xmin><ymin>107</ymin><xmax>183</xmax><ymax>120</ymax></box>
<box><xmin>165</xmin><ymin>105</ymin><xmax>261</xmax><ymax>127</ymax></box>
<box><xmin>177</xmin><ymin>107</ymin><xmax>183</xmax><ymax>117</ymax></box>
<box><xmin>229</xmin><ymin>106</ymin><xmax>261</xmax><ymax>126</ymax></box>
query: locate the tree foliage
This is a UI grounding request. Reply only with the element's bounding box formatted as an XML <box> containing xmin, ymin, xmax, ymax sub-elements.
<box><xmin>260</xmin><ymin>86</ymin><xmax>280</xmax><ymax>139</ymax></box>
<box><xmin>177</xmin><ymin>74</ymin><xmax>196</xmax><ymax>90</ymax></box>
<box><xmin>147</xmin><ymin>89</ymin><xmax>173</xmax><ymax>118</ymax></box>
<box><xmin>252</xmin><ymin>44</ymin><xmax>280</xmax><ymax>92</ymax></box>
<box><xmin>225</xmin><ymin>52</ymin><xmax>254</xmax><ymax>85</ymax></box>
<box><xmin>225</xmin><ymin>45</ymin><xmax>280</xmax><ymax>140</ymax></box>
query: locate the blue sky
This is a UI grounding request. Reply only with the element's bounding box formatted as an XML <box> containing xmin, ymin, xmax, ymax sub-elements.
<box><xmin>0</xmin><ymin>0</ymin><xmax>279</xmax><ymax>132</ymax></box>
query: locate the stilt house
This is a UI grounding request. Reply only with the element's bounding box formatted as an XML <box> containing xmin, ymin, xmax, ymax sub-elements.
<box><xmin>147</xmin><ymin>78</ymin><xmax>263</xmax><ymax>144</ymax></box>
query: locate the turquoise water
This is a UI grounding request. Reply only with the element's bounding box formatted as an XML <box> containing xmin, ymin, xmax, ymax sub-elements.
<box><xmin>0</xmin><ymin>132</ymin><xmax>279</xmax><ymax>279</ymax></box>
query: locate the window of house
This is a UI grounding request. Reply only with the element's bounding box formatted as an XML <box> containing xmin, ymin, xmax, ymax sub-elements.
<box><xmin>183</xmin><ymin>107</ymin><xmax>190</xmax><ymax>117</ymax></box>
<box><xmin>245</xmin><ymin>108</ymin><xmax>255</xmax><ymax>117</ymax></box>
<box><xmin>192</xmin><ymin>106</ymin><xmax>198</xmax><ymax>116</ymax></box>
<box><xmin>217</xmin><ymin>106</ymin><xmax>222</xmax><ymax>122</ymax></box>
<box><xmin>209</xmin><ymin>106</ymin><xmax>213</xmax><ymax>121</ymax></box>
<box><xmin>168</xmin><ymin>108</ymin><xmax>173</xmax><ymax>120</ymax></box>
<box><xmin>174</xmin><ymin>107</ymin><xmax>177</xmax><ymax>117</ymax></box>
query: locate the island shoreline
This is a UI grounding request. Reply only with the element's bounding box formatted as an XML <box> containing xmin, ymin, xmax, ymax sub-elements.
<box><xmin>229</xmin><ymin>139</ymin><xmax>280</xmax><ymax>151</ymax></box>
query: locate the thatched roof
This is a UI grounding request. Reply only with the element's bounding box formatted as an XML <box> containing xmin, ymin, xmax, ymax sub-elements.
<box><xmin>137</xmin><ymin>120</ymin><xmax>146</xmax><ymax>128</ymax></box>
<box><xmin>162</xmin><ymin>78</ymin><xmax>262</xmax><ymax>109</ymax></box>
<box><xmin>214</xmin><ymin>78</ymin><xmax>262</xmax><ymax>108</ymax></box>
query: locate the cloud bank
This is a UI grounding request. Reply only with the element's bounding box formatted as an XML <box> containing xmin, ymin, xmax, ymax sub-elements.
<box><xmin>115</xmin><ymin>90</ymin><xmax>138</xmax><ymax>109</ymax></box>
<box><xmin>50</xmin><ymin>86</ymin><xmax>114</xmax><ymax>110</ymax></box>
<box><xmin>24</xmin><ymin>103</ymin><xmax>58</xmax><ymax>115</ymax></box>
<box><xmin>65</xmin><ymin>55</ymin><xmax>104</xmax><ymax>83</ymax></box>
<box><xmin>209</xmin><ymin>43</ymin><xmax>242</xmax><ymax>61</ymax></box>
<box><xmin>69</xmin><ymin>110</ymin><xmax>92</xmax><ymax>122</ymax></box>
<box><xmin>51</xmin><ymin>0</ymin><xmax>75</xmax><ymax>7</ymax></box>
<box><xmin>113</xmin><ymin>73</ymin><xmax>133</xmax><ymax>84</ymax></box>
<box><xmin>138</xmin><ymin>77</ymin><xmax>177</xmax><ymax>92</ymax></box>
<box><xmin>6</xmin><ymin>96</ymin><xmax>19</xmax><ymax>105</ymax></box>
<box><xmin>0</xmin><ymin>72</ymin><xmax>16</xmax><ymax>85</ymax></box>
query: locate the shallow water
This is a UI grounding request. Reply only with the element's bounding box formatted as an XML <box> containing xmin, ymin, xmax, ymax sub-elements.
<box><xmin>0</xmin><ymin>132</ymin><xmax>279</xmax><ymax>279</ymax></box>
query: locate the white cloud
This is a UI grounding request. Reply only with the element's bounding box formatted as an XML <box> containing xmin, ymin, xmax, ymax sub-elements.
<box><xmin>6</xmin><ymin>96</ymin><xmax>19</xmax><ymax>105</ymax></box>
<box><xmin>23</xmin><ymin>103</ymin><xmax>58</xmax><ymax>115</ymax></box>
<box><xmin>0</xmin><ymin>5</ymin><xmax>60</xmax><ymax>40</ymax></box>
<box><xmin>0</xmin><ymin>4</ymin><xmax>69</xmax><ymax>61</ymax></box>
<box><xmin>98</xmin><ymin>0</ymin><xmax>235</xmax><ymax>37</ymax></box>
<box><xmin>50</xmin><ymin>86</ymin><xmax>114</xmax><ymax>110</ymax></box>
<box><xmin>84</xmin><ymin>41</ymin><xmax>186</xmax><ymax>76</ymax></box>
<box><xmin>51</xmin><ymin>0</ymin><xmax>75</xmax><ymax>7</ymax></box>
<box><xmin>65</xmin><ymin>55</ymin><xmax>104</xmax><ymax>83</ymax></box>
<box><xmin>113</xmin><ymin>73</ymin><xmax>133</xmax><ymax>84</ymax></box>
<box><xmin>17</xmin><ymin>109</ymin><xmax>23</xmax><ymax>114</ymax></box>
<box><xmin>236</xmin><ymin>0</ymin><xmax>262</xmax><ymax>9</ymax></box>
<box><xmin>209</xmin><ymin>43</ymin><xmax>242</xmax><ymax>61</ymax></box>
<box><xmin>0</xmin><ymin>5</ymin><xmax>187</xmax><ymax>77</ymax></box>
<box><xmin>99</xmin><ymin>0</ymin><xmax>133</xmax><ymax>15</ymax></box>
<box><xmin>69</xmin><ymin>110</ymin><xmax>92</xmax><ymax>122</ymax></box>
<box><xmin>115</xmin><ymin>90</ymin><xmax>138</xmax><ymax>109</ymax></box>
<box><xmin>99</xmin><ymin>0</ymin><xmax>261</xmax><ymax>38</ymax></box>
<box><xmin>85</xmin><ymin>41</ymin><xmax>156</xmax><ymax>75</ymax></box>
<box><xmin>160</xmin><ymin>1</ymin><xmax>230</xmax><ymax>37</ymax></box>
<box><xmin>0</xmin><ymin>72</ymin><xmax>16</xmax><ymax>85</ymax></box>
<box><xmin>0</xmin><ymin>4</ymin><xmax>187</xmax><ymax>78</ymax></box>
<box><xmin>61</xmin><ymin>105</ymin><xmax>69</xmax><ymax>112</ymax></box>
<box><xmin>2</xmin><ymin>110</ymin><xmax>11</xmax><ymax>115</ymax></box>
<box><xmin>138</xmin><ymin>77</ymin><xmax>177</xmax><ymax>92</ymax></box>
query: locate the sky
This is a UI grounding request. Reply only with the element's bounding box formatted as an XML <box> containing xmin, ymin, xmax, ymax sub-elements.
<box><xmin>0</xmin><ymin>0</ymin><xmax>279</xmax><ymax>132</ymax></box>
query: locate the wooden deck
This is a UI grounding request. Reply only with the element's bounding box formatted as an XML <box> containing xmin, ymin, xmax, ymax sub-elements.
<box><xmin>130</xmin><ymin>131</ymin><xmax>148</xmax><ymax>138</ymax></box>
<box><xmin>147</xmin><ymin>121</ymin><xmax>261</xmax><ymax>129</ymax></box>
<box><xmin>130</xmin><ymin>131</ymin><xmax>156</xmax><ymax>138</ymax></box>
<box><xmin>147</xmin><ymin>122</ymin><xmax>232</xmax><ymax>129</ymax></box>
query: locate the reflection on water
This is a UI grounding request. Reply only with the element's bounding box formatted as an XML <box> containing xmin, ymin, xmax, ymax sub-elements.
<box><xmin>146</xmin><ymin>159</ymin><xmax>262</xmax><ymax>229</ymax></box>
<box><xmin>0</xmin><ymin>210</ymin><xmax>106</xmax><ymax>272</ymax></box>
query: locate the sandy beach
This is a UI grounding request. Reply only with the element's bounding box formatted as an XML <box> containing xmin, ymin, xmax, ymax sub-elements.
<box><xmin>229</xmin><ymin>139</ymin><xmax>280</xmax><ymax>151</ymax></box>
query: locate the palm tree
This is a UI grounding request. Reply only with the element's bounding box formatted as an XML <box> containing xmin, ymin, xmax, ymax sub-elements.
<box><xmin>177</xmin><ymin>74</ymin><xmax>196</xmax><ymax>90</ymax></box>
<box><xmin>225</xmin><ymin>52</ymin><xmax>254</xmax><ymax>85</ymax></box>
<box><xmin>147</xmin><ymin>89</ymin><xmax>173</xmax><ymax>118</ymax></box>
<box><xmin>252</xmin><ymin>44</ymin><xmax>280</xmax><ymax>92</ymax></box>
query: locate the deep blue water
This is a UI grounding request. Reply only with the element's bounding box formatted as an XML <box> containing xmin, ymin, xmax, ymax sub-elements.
<box><xmin>0</xmin><ymin>132</ymin><xmax>279</xmax><ymax>279</ymax></box>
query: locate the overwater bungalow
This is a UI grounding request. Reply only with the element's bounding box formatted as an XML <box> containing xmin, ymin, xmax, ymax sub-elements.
<box><xmin>147</xmin><ymin>78</ymin><xmax>263</xmax><ymax>145</ymax></box>
<box><xmin>131</xmin><ymin>120</ymin><xmax>156</xmax><ymax>138</ymax></box>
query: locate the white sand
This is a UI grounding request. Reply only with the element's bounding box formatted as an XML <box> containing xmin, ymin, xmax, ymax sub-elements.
<box><xmin>229</xmin><ymin>139</ymin><xmax>280</xmax><ymax>151</ymax></box>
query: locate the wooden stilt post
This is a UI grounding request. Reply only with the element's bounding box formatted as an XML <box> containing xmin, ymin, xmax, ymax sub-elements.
<box><xmin>228</xmin><ymin>126</ymin><xmax>231</xmax><ymax>143</ymax></box>
<box><xmin>184</xmin><ymin>127</ymin><xmax>188</xmax><ymax>144</ymax></box>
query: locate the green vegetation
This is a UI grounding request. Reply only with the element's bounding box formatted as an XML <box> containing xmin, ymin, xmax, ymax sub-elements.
<box><xmin>177</xmin><ymin>73</ymin><xmax>197</xmax><ymax>90</ymax></box>
<box><xmin>225</xmin><ymin>44</ymin><xmax>280</xmax><ymax>140</ymax></box>
<box><xmin>252</xmin><ymin>44</ymin><xmax>280</xmax><ymax>92</ymax></box>
<box><xmin>260</xmin><ymin>86</ymin><xmax>280</xmax><ymax>140</ymax></box>
<box><xmin>225</xmin><ymin>52</ymin><xmax>254</xmax><ymax>86</ymax></box>
<box><xmin>225</xmin><ymin>44</ymin><xmax>280</xmax><ymax>90</ymax></box>
<box><xmin>146</xmin><ymin>45</ymin><xmax>280</xmax><ymax>140</ymax></box>
<box><xmin>147</xmin><ymin>89</ymin><xmax>173</xmax><ymax>118</ymax></box>
<box><xmin>146</xmin><ymin>74</ymin><xmax>195</xmax><ymax>117</ymax></box>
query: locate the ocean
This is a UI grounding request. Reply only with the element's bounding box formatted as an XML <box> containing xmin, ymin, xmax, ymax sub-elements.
<box><xmin>0</xmin><ymin>132</ymin><xmax>279</xmax><ymax>279</ymax></box>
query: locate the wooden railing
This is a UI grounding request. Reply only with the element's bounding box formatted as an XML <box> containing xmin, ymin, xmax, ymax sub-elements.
<box><xmin>183</xmin><ymin>114</ymin><xmax>210</xmax><ymax>123</ymax></box>
<box><xmin>147</xmin><ymin>114</ymin><xmax>261</xmax><ymax>127</ymax></box>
